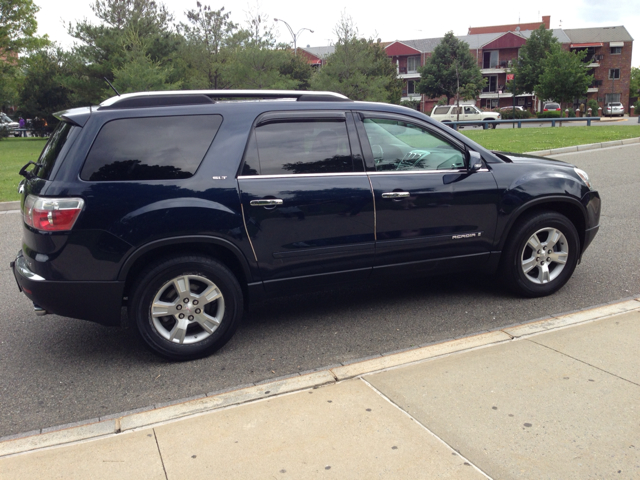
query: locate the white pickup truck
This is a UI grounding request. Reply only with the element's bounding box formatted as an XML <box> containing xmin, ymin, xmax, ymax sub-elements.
<box><xmin>430</xmin><ymin>104</ymin><xmax>500</xmax><ymax>128</ymax></box>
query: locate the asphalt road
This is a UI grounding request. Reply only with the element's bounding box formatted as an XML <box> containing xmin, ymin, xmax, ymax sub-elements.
<box><xmin>1</xmin><ymin>143</ymin><xmax>638</xmax><ymax>438</ymax></box>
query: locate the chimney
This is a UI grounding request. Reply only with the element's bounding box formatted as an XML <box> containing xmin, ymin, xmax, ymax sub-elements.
<box><xmin>542</xmin><ymin>15</ymin><xmax>551</xmax><ymax>29</ymax></box>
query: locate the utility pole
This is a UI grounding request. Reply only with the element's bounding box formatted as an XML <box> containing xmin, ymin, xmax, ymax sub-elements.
<box><xmin>274</xmin><ymin>18</ymin><xmax>314</xmax><ymax>56</ymax></box>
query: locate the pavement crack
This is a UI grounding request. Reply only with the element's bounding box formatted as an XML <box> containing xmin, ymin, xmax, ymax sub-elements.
<box><xmin>528</xmin><ymin>340</ymin><xmax>640</xmax><ymax>387</ymax></box>
<box><xmin>153</xmin><ymin>428</ymin><xmax>169</xmax><ymax>480</ymax></box>
<box><xmin>359</xmin><ymin>377</ymin><xmax>494</xmax><ymax>479</ymax></box>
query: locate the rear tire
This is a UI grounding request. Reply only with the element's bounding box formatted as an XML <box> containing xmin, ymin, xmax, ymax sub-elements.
<box><xmin>130</xmin><ymin>255</ymin><xmax>243</xmax><ymax>360</ymax></box>
<box><xmin>500</xmin><ymin>212</ymin><xmax>580</xmax><ymax>297</ymax></box>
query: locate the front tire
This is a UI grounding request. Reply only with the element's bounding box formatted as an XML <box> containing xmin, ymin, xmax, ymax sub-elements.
<box><xmin>500</xmin><ymin>212</ymin><xmax>580</xmax><ymax>297</ymax></box>
<box><xmin>130</xmin><ymin>255</ymin><xmax>243</xmax><ymax>360</ymax></box>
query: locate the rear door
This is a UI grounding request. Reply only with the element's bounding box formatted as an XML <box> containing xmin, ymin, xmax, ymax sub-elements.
<box><xmin>354</xmin><ymin>112</ymin><xmax>500</xmax><ymax>277</ymax></box>
<box><xmin>237</xmin><ymin>111</ymin><xmax>375</xmax><ymax>293</ymax></box>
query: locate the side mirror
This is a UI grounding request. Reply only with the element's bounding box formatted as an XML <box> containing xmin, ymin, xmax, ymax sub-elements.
<box><xmin>468</xmin><ymin>151</ymin><xmax>483</xmax><ymax>173</ymax></box>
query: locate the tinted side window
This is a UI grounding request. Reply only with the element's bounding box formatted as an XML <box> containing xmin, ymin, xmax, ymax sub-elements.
<box><xmin>36</xmin><ymin>122</ymin><xmax>77</xmax><ymax>180</ymax></box>
<box><xmin>242</xmin><ymin>120</ymin><xmax>354</xmax><ymax>175</ymax></box>
<box><xmin>81</xmin><ymin>115</ymin><xmax>222</xmax><ymax>181</ymax></box>
<box><xmin>363</xmin><ymin>118</ymin><xmax>465</xmax><ymax>172</ymax></box>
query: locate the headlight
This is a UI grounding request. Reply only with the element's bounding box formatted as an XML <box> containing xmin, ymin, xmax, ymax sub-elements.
<box><xmin>574</xmin><ymin>167</ymin><xmax>592</xmax><ymax>188</ymax></box>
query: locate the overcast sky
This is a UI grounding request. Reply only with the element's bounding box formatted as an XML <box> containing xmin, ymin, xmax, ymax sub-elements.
<box><xmin>35</xmin><ymin>0</ymin><xmax>639</xmax><ymax>67</ymax></box>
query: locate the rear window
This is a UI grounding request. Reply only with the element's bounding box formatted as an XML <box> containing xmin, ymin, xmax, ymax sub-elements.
<box><xmin>432</xmin><ymin>106</ymin><xmax>451</xmax><ymax>115</ymax></box>
<box><xmin>36</xmin><ymin>121</ymin><xmax>77</xmax><ymax>180</ymax></box>
<box><xmin>81</xmin><ymin>115</ymin><xmax>222</xmax><ymax>181</ymax></box>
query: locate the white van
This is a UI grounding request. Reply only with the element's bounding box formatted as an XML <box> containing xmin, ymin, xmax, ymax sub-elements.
<box><xmin>430</xmin><ymin>105</ymin><xmax>500</xmax><ymax>128</ymax></box>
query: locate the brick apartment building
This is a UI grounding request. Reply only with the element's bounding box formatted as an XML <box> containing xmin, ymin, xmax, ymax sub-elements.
<box><xmin>301</xmin><ymin>16</ymin><xmax>634</xmax><ymax>114</ymax></box>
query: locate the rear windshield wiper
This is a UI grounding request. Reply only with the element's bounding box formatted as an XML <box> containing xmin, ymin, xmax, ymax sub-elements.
<box><xmin>19</xmin><ymin>161</ymin><xmax>42</xmax><ymax>180</ymax></box>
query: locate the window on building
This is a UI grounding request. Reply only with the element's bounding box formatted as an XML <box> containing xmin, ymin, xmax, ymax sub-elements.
<box><xmin>609</xmin><ymin>69</ymin><xmax>620</xmax><ymax>80</ymax></box>
<box><xmin>482</xmin><ymin>75</ymin><xmax>498</xmax><ymax>93</ymax></box>
<box><xmin>407</xmin><ymin>56</ymin><xmax>420</xmax><ymax>73</ymax></box>
<box><xmin>610</xmin><ymin>47</ymin><xmax>622</xmax><ymax>55</ymax></box>
<box><xmin>407</xmin><ymin>80</ymin><xmax>416</xmax><ymax>95</ymax></box>
<box><xmin>483</xmin><ymin>51</ymin><xmax>499</xmax><ymax>69</ymax></box>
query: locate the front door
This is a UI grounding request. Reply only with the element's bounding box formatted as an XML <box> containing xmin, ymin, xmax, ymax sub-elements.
<box><xmin>356</xmin><ymin>113</ymin><xmax>500</xmax><ymax>277</ymax></box>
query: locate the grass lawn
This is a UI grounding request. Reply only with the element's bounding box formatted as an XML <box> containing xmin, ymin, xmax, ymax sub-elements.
<box><xmin>0</xmin><ymin>137</ymin><xmax>48</xmax><ymax>202</ymax></box>
<box><xmin>0</xmin><ymin>125</ymin><xmax>639</xmax><ymax>202</ymax></box>
<box><xmin>461</xmin><ymin>125</ymin><xmax>640</xmax><ymax>153</ymax></box>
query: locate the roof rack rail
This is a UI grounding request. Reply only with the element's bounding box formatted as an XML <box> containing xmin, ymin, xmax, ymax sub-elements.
<box><xmin>99</xmin><ymin>90</ymin><xmax>352</xmax><ymax>109</ymax></box>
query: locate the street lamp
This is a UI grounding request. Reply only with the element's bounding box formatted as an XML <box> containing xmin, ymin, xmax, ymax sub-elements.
<box><xmin>274</xmin><ymin>18</ymin><xmax>314</xmax><ymax>55</ymax></box>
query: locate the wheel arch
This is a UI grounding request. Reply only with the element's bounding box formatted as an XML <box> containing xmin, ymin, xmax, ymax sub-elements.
<box><xmin>498</xmin><ymin>197</ymin><xmax>587</xmax><ymax>254</ymax></box>
<box><xmin>119</xmin><ymin>236</ymin><xmax>254</xmax><ymax>300</ymax></box>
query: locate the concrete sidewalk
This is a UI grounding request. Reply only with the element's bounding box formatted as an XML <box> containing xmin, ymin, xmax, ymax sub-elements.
<box><xmin>1</xmin><ymin>299</ymin><xmax>639</xmax><ymax>479</ymax></box>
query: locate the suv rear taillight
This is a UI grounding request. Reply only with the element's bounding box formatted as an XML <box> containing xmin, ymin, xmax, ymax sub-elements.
<box><xmin>23</xmin><ymin>195</ymin><xmax>84</xmax><ymax>231</ymax></box>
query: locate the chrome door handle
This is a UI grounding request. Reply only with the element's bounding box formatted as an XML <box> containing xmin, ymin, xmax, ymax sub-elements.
<box><xmin>381</xmin><ymin>192</ymin><xmax>410</xmax><ymax>199</ymax></box>
<box><xmin>250</xmin><ymin>199</ymin><xmax>283</xmax><ymax>207</ymax></box>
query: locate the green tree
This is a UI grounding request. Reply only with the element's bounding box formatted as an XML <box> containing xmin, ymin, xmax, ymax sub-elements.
<box><xmin>111</xmin><ymin>28</ymin><xmax>182</xmax><ymax>93</ymax></box>
<box><xmin>179</xmin><ymin>3</ymin><xmax>239</xmax><ymax>90</ymax></box>
<box><xmin>278</xmin><ymin>53</ymin><xmax>312</xmax><ymax>90</ymax></box>
<box><xmin>18</xmin><ymin>46</ymin><xmax>72</xmax><ymax>125</ymax></box>
<box><xmin>416</xmin><ymin>31</ymin><xmax>485</xmax><ymax>112</ymax></box>
<box><xmin>66</xmin><ymin>0</ymin><xmax>182</xmax><ymax>104</ymax></box>
<box><xmin>630</xmin><ymin>67</ymin><xmax>640</xmax><ymax>100</ymax></box>
<box><xmin>0</xmin><ymin>0</ymin><xmax>48</xmax><ymax>109</ymax></box>
<box><xmin>535</xmin><ymin>48</ymin><xmax>593</xmax><ymax>112</ymax></box>
<box><xmin>509</xmin><ymin>25</ymin><xmax>559</xmax><ymax>99</ymax></box>
<box><xmin>311</xmin><ymin>15</ymin><xmax>401</xmax><ymax>103</ymax></box>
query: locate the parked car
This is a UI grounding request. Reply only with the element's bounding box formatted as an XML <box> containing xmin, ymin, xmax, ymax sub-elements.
<box><xmin>604</xmin><ymin>102</ymin><xmax>624</xmax><ymax>117</ymax></box>
<box><xmin>12</xmin><ymin>90</ymin><xmax>600</xmax><ymax>360</ymax></box>
<box><xmin>499</xmin><ymin>106</ymin><xmax>524</xmax><ymax>112</ymax></box>
<box><xmin>543</xmin><ymin>102</ymin><xmax>561</xmax><ymax>112</ymax></box>
<box><xmin>430</xmin><ymin>104</ymin><xmax>500</xmax><ymax>128</ymax></box>
<box><xmin>0</xmin><ymin>112</ymin><xmax>19</xmax><ymax>137</ymax></box>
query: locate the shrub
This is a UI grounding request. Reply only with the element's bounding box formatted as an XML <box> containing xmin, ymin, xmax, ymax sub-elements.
<box><xmin>500</xmin><ymin>109</ymin><xmax>532</xmax><ymax>119</ymax></box>
<box><xmin>587</xmin><ymin>99</ymin><xmax>599</xmax><ymax>116</ymax></box>
<box><xmin>400</xmin><ymin>99</ymin><xmax>420</xmax><ymax>110</ymax></box>
<box><xmin>634</xmin><ymin>101</ymin><xmax>640</xmax><ymax>116</ymax></box>
<box><xmin>567</xmin><ymin>108</ymin><xmax>576</xmax><ymax>118</ymax></box>
<box><xmin>537</xmin><ymin>111</ymin><xmax>562</xmax><ymax>118</ymax></box>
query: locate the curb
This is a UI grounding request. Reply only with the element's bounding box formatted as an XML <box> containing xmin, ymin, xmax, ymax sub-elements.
<box><xmin>1</xmin><ymin>296</ymin><xmax>638</xmax><ymax>458</ymax></box>
<box><xmin>525</xmin><ymin>136</ymin><xmax>640</xmax><ymax>157</ymax></box>
<box><xmin>0</xmin><ymin>201</ymin><xmax>20</xmax><ymax>212</ymax></box>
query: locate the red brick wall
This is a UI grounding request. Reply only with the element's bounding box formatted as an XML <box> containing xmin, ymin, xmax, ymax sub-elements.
<box><xmin>594</xmin><ymin>41</ymin><xmax>633</xmax><ymax>111</ymax></box>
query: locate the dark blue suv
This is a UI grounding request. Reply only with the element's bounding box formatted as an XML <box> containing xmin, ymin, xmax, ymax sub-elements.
<box><xmin>12</xmin><ymin>90</ymin><xmax>601</xmax><ymax>360</ymax></box>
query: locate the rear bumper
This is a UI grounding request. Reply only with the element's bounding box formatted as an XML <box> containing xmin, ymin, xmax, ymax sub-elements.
<box><xmin>12</xmin><ymin>251</ymin><xmax>125</xmax><ymax>326</ymax></box>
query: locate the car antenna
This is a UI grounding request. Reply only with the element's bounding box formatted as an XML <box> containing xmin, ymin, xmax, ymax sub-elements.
<box><xmin>104</xmin><ymin>77</ymin><xmax>120</xmax><ymax>96</ymax></box>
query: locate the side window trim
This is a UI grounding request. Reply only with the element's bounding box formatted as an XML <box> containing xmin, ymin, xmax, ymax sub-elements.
<box><xmin>345</xmin><ymin>112</ymin><xmax>366</xmax><ymax>172</ymax></box>
<box><xmin>256</xmin><ymin>110</ymin><xmax>346</xmax><ymax>126</ymax></box>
